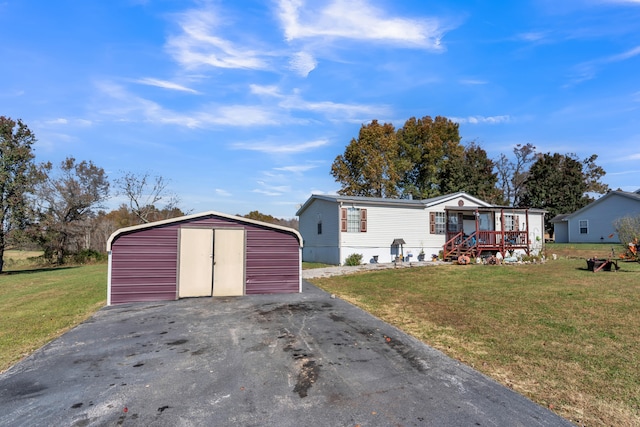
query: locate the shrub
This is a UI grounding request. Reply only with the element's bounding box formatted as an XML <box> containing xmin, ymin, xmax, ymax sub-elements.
<box><xmin>614</xmin><ymin>215</ymin><xmax>640</xmax><ymax>247</ymax></box>
<box><xmin>344</xmin><ymin>253</ymin><xmax>363</xmax><ymax>266</ymax></box>
<box><xmin>70</xmin><ymin>249</ymin><xmax>107</xmax><ymax>264</ymax></box>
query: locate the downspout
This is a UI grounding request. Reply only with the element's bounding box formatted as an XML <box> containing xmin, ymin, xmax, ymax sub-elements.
<box><xmin>338</xmin><ymin>202</ymin><xmax>343</xmax><ymax>266</ymax></box>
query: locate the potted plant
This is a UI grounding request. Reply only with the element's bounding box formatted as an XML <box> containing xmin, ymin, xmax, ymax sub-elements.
<box><xmin>418</xmin><ymin>249</ymin><xmax>425</xmax><ymax>261</ymax></box>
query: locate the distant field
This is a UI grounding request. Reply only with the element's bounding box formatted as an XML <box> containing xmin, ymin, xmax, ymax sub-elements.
<box><xmin>545</xmin><ymin>242</ymin><xmax>626</xmax><ymax>259</ymax></box>
<box><xmin>0</xmin><ymin>261</ymin><xmax>107</xmax><ymax>372</ymax></box>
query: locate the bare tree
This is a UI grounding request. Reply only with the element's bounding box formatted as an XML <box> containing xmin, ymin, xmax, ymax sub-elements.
<box><xmin>34</xmin><ymin>157</ymin><xmax>109</xmax><ymax>264</ymax></box>
<box><xmin>115</xmin><ymin>171</ymin><xmax>181</xmax><ymax>224</ymax></box>
<box><xmin>495</xmin><ymin>143</ymin><xmax>538</xmax><ymax>206</ymax></box>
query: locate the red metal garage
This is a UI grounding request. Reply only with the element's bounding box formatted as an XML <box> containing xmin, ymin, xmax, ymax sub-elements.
<box><xmin>106</xmin><ymin>211</ymin><xmax>303</xmax><ymax>305</ymax></box>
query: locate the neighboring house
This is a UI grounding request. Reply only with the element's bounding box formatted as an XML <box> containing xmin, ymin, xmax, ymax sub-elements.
<box><xmin>551</xmin><ymin>189</ymin><xmax>640</xmax><ymax>243</ymax></box>
<box><xmin>296</xmin><ymin>192</ymin><xmax>546</xmax><ymax>265</ymax></box>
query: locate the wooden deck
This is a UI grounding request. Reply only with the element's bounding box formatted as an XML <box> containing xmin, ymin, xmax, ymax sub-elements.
<box><xmin>444</xmin><ymin>230</ymin><xmax>530</xmax><ymax>259</ymax></box>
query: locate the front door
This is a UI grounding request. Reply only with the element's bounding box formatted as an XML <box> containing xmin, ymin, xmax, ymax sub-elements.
<box><xmin>213</xmin><ymin>229</ymin><xmax>245</xmax><ymax>296</ymax></box>
<box><xmin>178</xmin><ymin>228</ymin><xmax>214</xmax><ymax>298</ymax></box>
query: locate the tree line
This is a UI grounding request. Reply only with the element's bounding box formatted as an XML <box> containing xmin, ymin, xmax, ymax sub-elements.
<box><xmin>331</xmin><ymin>115</ymin><xmax>609</xmax><ymax>235</ymax></box>
<box><xmin>0</xmin><ymin>116</ymin><xmax>296</xmax><ymax>273</ymax></box>
<box><xmin>0</xmin><ymin>114</ymin><xmax>612</xmax><ymax>272</ymax></box>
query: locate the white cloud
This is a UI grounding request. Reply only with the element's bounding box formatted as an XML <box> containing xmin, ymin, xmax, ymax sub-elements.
<box><xmin>215</xmin><ymin>188</ymin><xmax>232</xmax><ymax>197</ymax></box>
<box><xmin>280</xmin><ymin>93</ymin><xmax>390</xmax><ymax>120</ymax></box>
<box><xmin>96</xmin><ymin>81</ymin><xmax>285</xmax><ymax>127</ymax></box>
<box><xmin>166</xmin><ymin>7</ymin><xmax>268</xmax><ymax>70</ymax></box>
<box><xmin>197</xmin><ymin>105</ymin><xmax>283</xmax><ymax>126</ymax></box>
<box><xmin>249</xmin><ymin>84</ymin><xmax>283</xmax><ymax>97</ymax></box>
<box><xmin>289</xmin><ymin>51</ymin><xmax>317</xmax><ymax>77</ymax></box>
<box><xmin>277</xmin><ymin>0</ymin><xmax>446</xmax><ymax>50</ymax></box>
<box><xmin>451</xmin><ymin>115</ymin><xmax>511</xmax><ymax>124</ymax></box>
<box><xmin>42</xmin><ymin>118</ymin><xmax>93</xmax><ymax>127</ymax></box>
<box><xmin>274</xmin><ymin>164</ymin><xmax>320</xmax><ymax>173</ymax></box>
<box><xmin>517</xmin><ymin>31</ymin><xmax>549</xmax><ymax>42</ymax></box>
<box><xmin>459</xmin><ymin>79</ymin><xmax>487</xmax><ymax>85</ymax></box>
<box><xmin>135</xmin><ymin>78</ymin><xmax>200</xmax><ymax>94</ymax></box>
<box><xmin>568</xmin><ymin>45</ymin><xmax>640</xmax><ymax>86</ymax></box>
<box><xmin>250</xmin><ymin>85</ymin><xmax>389</xmax><ymax>121</ymax></box>
<box><xmin>232</xmin><ymin>139</ymin><xmax>329</xmax><ymax>154</ymax></box>
<box><xmin>252</xmin><ymin>180</ymin><xmax>292</xmax><ymax>196</ymax></box>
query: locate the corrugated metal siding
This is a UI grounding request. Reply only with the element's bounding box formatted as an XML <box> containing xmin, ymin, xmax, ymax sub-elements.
<box><xmin>110</xmin><ymin>226</ymin><xmax>179</xmax><ymax>304</ymax></box>
<box><xmin>109</xmin><ymin>214</ymin><xmax>300</xmax><ymax>304</ymax></box>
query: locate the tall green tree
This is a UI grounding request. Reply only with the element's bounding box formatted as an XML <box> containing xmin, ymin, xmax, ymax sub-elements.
<box><xmin>34</xmin><ymin>157</ymin><xmax>109</xmax><ymax>264</ymax></box>
<box><xmin>519</xmin><ymin>153</ymin><xmax>609</xmax><ymax>236</ymax></box>
<box><xmin>331</xmin><ymin>120</ymin><xmax>401</xmax><ymax>198</ymax></box>
<box><xmin>0</xmin><ymin>117</ymin><xmax>42</xmax><ymax>273</ymax></box>
<box><xmin>459</xmin><ymin>142</ymin><xmax>502</xmax><ymax>204</ymax></box>
<box><xmin>397</xmin><ymin>115</ymin><xmax>464</xmax><ymax>199</ymax></box>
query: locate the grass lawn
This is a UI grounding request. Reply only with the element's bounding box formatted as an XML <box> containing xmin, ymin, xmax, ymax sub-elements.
<box><xmin>310</xmin><ymin>255</ymin><xmax>640</xmax><ymax>426</ymax></box>
<box><xmin>0</xmin><ymin>251</ymin><xmax>107</xmax><ymax>373</ymax></box>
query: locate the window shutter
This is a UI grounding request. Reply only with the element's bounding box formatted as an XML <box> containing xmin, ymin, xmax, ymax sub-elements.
<box><xmin>430</xmin><ymin>212</ymin><xmax>435</xmax><ymax>234</ymax></box>
<box><xmin>360</xmin><ymin>209</ymin><xmax>367</xmax><ymax>232</ymax></box>
<box><xmin>515</xmin><ymin>215</ymin><xmax>520</xmax><ymax>231</ymax></box>
<box><xmin>340</xmin><ymin>208</ymin><xmax>347</xmax><ymax>232</ymax></box>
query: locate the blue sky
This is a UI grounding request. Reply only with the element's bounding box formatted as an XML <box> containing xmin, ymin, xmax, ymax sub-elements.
<box><xmin>1</xmin><ymin>0</ymin><xmax>639</xmax><ymax>218</ymax></box>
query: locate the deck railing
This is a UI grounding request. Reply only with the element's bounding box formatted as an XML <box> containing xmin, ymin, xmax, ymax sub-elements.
<box><xmin>444</xmin><ymin>230</ymin><xmax>529</xmax><ymax>258</ymax></box>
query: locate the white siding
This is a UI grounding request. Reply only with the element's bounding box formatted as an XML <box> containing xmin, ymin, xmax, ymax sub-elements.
<box><xmin>340</xmin><ymin>204</ymin><xmax>429</xmax><ymax>264</ymax></box>
<box><xmin>528</xmin><ymin>212</ymin><xmax>545</xmax><ymax>255</ymax></box>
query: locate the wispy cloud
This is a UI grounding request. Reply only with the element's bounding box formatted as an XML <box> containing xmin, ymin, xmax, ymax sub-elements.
<box><xmin>274</xmin><ymin>164</ymin><xmax>321</xmax><ymax>173</ymax></box>
<box><xmin>568</xmin><ymin>45</ymin><xmax>640</xmax><ymax>86</ymax></box>
<box><xmin>280</xmin><ymin>93</ymin><xmax>390</xmax><ymax>121</ymax></box>
<box><xmin>135</xmin><ymin>78</ymin><xmax>200</xmax><ymax>94</ymax></box>
<box><xmin>215</xmin><ymin>188</ymin><xmax>232</xmax><ymax>197</ymax></box>
<box><xmin>232</xmin><ymin>139</ymin><xmax>329</xmax><ymax>154</ymax></box>
<box><xmin>451</xmin><ymin>115</ymin><xmax>511</xmax><ymax>124</ymax></box>
<box><xmin>459</xmin><ymin>79</ymin><xmax>488</xmax><ymax>85</ymax></box>
<box><xmin>252</xmin><ymin>84</ymin><xmax>389</xmax><ymax>121</ymax></box>
<box><xmin>96</xmin><ymin>81</ymin><xmax>287</xmax><ymax>127</ymax></box>
<box><xmin>166</xmin><ymin>7</ymin><xmax>269</xmax><ymax>70</ymax></box>
<box><xmin>517</xmin><ymin>31</ymin><xmax>549</xmax><ymax>42</ymax></box>
<box><xmin>42</xmin><ymin>118</ymin><xmax>92</xmax><ymax>127</ymax></box>
<box><xmin>253</xmin><ymin>181</ymin><xmax>292</xmax><ymax>197</ymax></box>
<box><xmin>277</xmin><ymin>0</ymin><xmax>446</xmax><ymax>50</ymax></box>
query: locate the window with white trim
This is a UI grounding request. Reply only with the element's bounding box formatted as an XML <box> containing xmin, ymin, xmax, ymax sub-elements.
<box><xmin>347</xmin><ymin>208</ymin><xmax>361</xmax><ymax>232</ymax></box>
<box><xmin>434</xmin><ymin>212</ymin><xmax>446</xmax><ymax>234</ymax></box>
<box><xmin>579</xmin><ymin>220</ymin><xmax>588</xmax><ymax>234</ymax></box>
<box><xmin>504</xmin><ymin>214</ymin><xmax>516</xmax><ymax>231</ymax></box>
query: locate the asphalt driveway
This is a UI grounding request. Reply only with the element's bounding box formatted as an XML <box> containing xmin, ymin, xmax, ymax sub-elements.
<box><xmin>0</xmin><ymin>281</ymin><xmax>572</xmax><ymax>426</ymax></box>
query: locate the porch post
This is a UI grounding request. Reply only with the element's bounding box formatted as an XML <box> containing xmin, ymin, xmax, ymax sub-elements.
<box><xmin>525</xmin><ymin>209</ymin><xmax>530</xmax><ymax>255</ymax></box>
<box><xmin>500</xmin><ymin>208</ymin><xmax>505</xmax><ymax>256</ymax></box>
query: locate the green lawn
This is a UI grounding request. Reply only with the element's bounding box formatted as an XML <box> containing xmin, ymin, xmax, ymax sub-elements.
<box><xmin>0</xmin><ymin>255</ymin><xmax>106</xmax><ymax>372</ymax></box>
<box><xmin>310</xmin><ymin>257</ymin><xmax>640</xmax><ymax>426</ymax></box>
